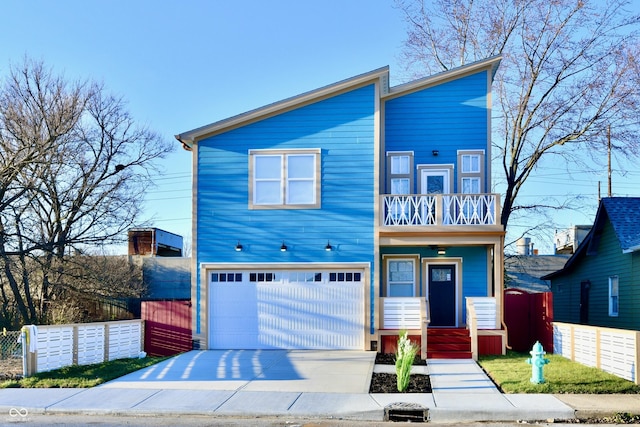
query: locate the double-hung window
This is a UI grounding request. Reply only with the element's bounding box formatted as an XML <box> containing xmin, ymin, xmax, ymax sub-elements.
<box><xmin>386</xmin><ymin>152</ymin><xmax>414</xmax><ymax>223</ymax></box>
<box><xmin>383</xmin><ymin>254</ymin><xmax>420</xmax><ymax>297</ymax></box>
<box><xmin>250</xmin><ymin>149</ymin><xmax>320</xmax><ymax>209</ymax></box>
<box><xmin>388</xmin><ymin>153</ymin><xmax>413</xmax><ymax>195</ymax></box>
<box><xmin>457</xmin><ymin>150</ymin><xmax>484</xmax><ymax>194</ymax></box>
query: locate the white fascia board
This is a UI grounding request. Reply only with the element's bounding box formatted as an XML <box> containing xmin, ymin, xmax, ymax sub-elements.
<box><xmin>622</xmin><ymin>244</ymin><xmax>640</xmax><ymax>254</ymax></box>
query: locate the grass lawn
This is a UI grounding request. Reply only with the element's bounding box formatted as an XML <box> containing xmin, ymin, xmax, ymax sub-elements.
<box><xmin>478</xmin><ymin>351</ymin><xmax>640</xmax><ymax>394</ymax></box>
<box><xmin>0</xmin><ymin>356</ymin><xmax>168</xmax><ymax>388</ymax></box>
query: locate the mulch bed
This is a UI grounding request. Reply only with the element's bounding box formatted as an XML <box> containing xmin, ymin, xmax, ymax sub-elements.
<box><xmin>369</xmin><ymin>352</ymin><xmax>431</xmax><ymax>393</ymax></box>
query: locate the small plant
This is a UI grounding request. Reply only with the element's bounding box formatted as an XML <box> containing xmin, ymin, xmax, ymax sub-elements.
<box><xmin>395</xmin><ymin>330</ymin><xmax>418</xmax><ymax>392</ymax></box>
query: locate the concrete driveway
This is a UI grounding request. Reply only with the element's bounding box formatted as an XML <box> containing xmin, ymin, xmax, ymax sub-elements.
<box><xmin>101</xmin><ymin>350</ymin><xmax>376</xmax><ymax>393</ymax></box>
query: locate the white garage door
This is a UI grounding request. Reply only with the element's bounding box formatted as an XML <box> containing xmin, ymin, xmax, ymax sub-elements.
<box><xmin>208</xmin><ymin>269</ymin><xmax>365</xmax><ymax>349</ymax></box>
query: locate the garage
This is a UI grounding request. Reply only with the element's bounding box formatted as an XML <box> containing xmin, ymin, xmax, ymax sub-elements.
<box><xmin>208</xmin><ymin>268</ymin><xmax>365</xmax><ymax>349</ymax></box>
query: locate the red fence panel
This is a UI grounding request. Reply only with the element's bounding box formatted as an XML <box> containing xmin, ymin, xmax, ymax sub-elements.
<box><xmin>504</xmin><ymin>290</ymin><xmax>553</xmax><ymax>353</ymax></box>
<box><xmin>142</xmin><ymin>300</ymin><xmax>192</xmax><ymax>357</ymax></box>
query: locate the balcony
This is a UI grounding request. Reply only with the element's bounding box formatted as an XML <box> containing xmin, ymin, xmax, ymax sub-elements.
<box><xmin>381</xmin><ymin>193</ymin><xmax>501</xmax><ymax>228</ymax></box>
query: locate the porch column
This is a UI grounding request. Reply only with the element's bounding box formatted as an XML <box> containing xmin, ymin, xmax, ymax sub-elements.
<box><xmin>494</xmin><ymin>237</ymin><xmax>505</xmax><ymax>329</ymax></box>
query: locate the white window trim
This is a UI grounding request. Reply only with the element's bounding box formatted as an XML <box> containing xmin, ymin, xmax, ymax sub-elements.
<box><xmin>249</xmin><ymin>148</ymin><xmax>321</xmax><ymax>209</ymax></box>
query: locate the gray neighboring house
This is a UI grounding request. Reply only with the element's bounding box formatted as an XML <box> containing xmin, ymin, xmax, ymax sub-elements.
<box><xmin>142</xmin><ymin>257</ymin><xmax>191</xmax><ymax>300</ymax></box>
<box><xmin>505</xmin><ymin>254</ymin><xmax>570</xmax><ymax>293</ymax></box>
<box><xmin>127</xmin><ymin>228</ymin><xmax>191</xmax><ymax>300</ymax></box>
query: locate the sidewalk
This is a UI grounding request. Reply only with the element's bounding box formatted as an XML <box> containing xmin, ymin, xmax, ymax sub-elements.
<box><xmin>0</xmin><ymin>350</ymin><xmax>637</xmax><ymax>422</ymax></box>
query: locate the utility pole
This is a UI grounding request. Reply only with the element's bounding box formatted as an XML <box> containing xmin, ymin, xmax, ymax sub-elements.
<box><xmin>608</xmin><ymin>125</ymin><xmax>612</xmax><ymax>197</ymax></box>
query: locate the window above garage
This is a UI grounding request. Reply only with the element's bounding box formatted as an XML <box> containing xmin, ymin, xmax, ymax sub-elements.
<box><xmin>249</xmin><ymin>148</ymin><xmax>321</xmax><ymax>209</ymax></box>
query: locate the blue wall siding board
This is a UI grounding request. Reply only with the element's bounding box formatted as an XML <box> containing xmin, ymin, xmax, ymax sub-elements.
<box><xmin>379</xmin><ymin>246</ymin><xmax>489</xmax><ymax>321</ymax></box>
<box><xmin>196</xmin><ymin>85</ymin><xmax>376</xmax><ymax>266</ymax></box>
<box><xmin>385</xmin><ymin>72</ymin><xmax>489</xmax><ymax>193</ymax></box>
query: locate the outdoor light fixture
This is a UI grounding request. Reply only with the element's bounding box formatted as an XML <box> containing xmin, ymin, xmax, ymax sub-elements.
<box><xmin>235</xmin><ymin>241</ymin><xmax>243</xmax><ymax>252</ymax></box>
<box><xmin>280</xmin><ymin>241</ymin><xmax>288</xmax><ymax>252</ymax></box>
<box><xmin>432</xmin><ymin>150</ymin><xmax>439</xmax><ymax>156</ymax></box>
<box><xmin>437</xmin><ymin>247</ymin><xmax>446</xmax><ymax>255</ymax></box>
<box><xmin>325</xmin><ymin>240</ymin><xmax>333</xmax><ymax>251</ymax></box>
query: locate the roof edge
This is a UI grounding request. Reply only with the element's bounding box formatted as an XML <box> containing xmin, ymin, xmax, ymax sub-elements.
<box><xmin>385</xmin><ymin>55</ymin><xmax>502</xmax><ymax>99</ymax></box>
<box><xmin>175</xmin><ymin>66</ymin><xmax>390</xmax><ymax>149</ymax></box>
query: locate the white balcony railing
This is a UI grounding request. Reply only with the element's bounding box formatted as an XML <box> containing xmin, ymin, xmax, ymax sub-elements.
<box><xmin>381</xmin><ymin>193</ymin><xmax>500</xmax><ymax>227</ymax></box>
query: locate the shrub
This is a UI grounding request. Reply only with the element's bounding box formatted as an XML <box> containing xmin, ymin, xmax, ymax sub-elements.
<box><xmin>395</xmin><ymin>330</ymin><xmax>418</xmax><ymax>392</ymax></box>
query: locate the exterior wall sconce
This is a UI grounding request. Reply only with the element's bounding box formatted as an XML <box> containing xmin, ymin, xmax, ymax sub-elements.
<box><xmin>280</xmin><ymin>241</ymin><xmax>288</xmax><ymax>252</ymax></box>
<box><xmin>432</xmin><ymin>150</ymin><xmax>439</xmax><ymax>156</ymax></box>
<box><xmin>437</xmin><ymin>247</ymin><xmax>446</xmax><ymax>255</ymax></box>
<box><xmin>235</xmin><ymin>241</ymin><xmax>243</xmax><ymax>252</ymax></box>
<box><xmin>325</xmin><ymin>240</ymin><xmax>333</xmax><ymax>251</ymax></box>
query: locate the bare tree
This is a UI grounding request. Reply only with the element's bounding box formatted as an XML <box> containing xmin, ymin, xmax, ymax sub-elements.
<box><xmin>0</xmin><ymin>58</ymin><xmax>172</xmax><ymax>326</ymax></box>
<box><xmin>395</xmin><ymin>0</ymin><xmax>640</xmax><ymax>236</ymax></box>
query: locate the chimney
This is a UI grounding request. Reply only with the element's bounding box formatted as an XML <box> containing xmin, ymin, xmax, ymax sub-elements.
<box><xmin>516</xmin><ymin>237</ymin><xmax>532</xmax><ymax>256</ymax></box>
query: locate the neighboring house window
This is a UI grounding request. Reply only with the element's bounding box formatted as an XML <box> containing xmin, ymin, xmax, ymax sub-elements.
<box><xmin>387</xmin><ymin>152</ymin><xmax>414</xmax><ymax>194</ymax></box>
<box><xmin>609</xmin><ymin>276</ymin><xmax>619</xmax><ymax>317</ymax></box>
<box><xmin>457</xmin><ymin>150</ymin><xmax>485</xmax><ymax>193</ymax></box>
<box><xmin>249</xmin><ymin>149</ymin><xmax>320</xmax><ymax>209</ymax></box>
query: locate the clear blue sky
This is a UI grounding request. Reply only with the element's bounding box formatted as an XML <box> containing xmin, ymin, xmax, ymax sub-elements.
<box><xmin>3</xmin><ymin>0</ymin><xmax>638</xmax><ymax>254</ymax></box>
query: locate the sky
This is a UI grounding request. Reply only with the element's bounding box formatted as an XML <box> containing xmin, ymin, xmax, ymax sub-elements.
<box><xmin>2</xmin><ymin>0</ymin><xmax>639</xmax><ymax>255</ymax></box>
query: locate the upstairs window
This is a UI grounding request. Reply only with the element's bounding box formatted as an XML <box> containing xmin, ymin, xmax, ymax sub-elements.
<box><xmin>457</xmin><ymin>150</ymin><xmax>485</xmax><ymax>194</ymax></box>
<box><xmin>461</xmin><ymin>154</ymin><xmax>481</xmax><ymax>173</ymax></box>
<box><xmin>249</xmin><ymin>149</ymin><xmax>320</xmax><ymax>209</ymax></box>
<box><xmin>387</xmin><ymin>152</ymin><xmax>414</xmax><ymax>194</ymax></box>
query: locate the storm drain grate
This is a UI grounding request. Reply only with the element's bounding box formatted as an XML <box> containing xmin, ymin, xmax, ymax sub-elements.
<box><xmin>384</xmin><ymin>402</ymin><xmax>429</xmax><ymax>423</ymax></box>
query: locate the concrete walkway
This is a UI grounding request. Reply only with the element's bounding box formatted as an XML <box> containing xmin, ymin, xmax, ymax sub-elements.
<box><xmin>0</xmin><ymin>350</ymin><xmax>633</xmax><ymax>422</ymax></box>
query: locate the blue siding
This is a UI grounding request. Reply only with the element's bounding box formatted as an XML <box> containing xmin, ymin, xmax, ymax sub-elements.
<box><xmin>380</xmin><ymin>246</ymin><xmax>488</xmax><ymax>321</ymax></box>
<box><xmin>384</xmin><ymin>71</ymin><xmax>489</xmax><ymax>192</ymax></box>
<box><xmin>194</xmin><ymin>85</ymin><xmax>377</xmax><ymax>331</ymax></box>
<box><xmin>196</xmin><ymin>84</ymin><xmax>376</xmax><ymax>263</ymax></box>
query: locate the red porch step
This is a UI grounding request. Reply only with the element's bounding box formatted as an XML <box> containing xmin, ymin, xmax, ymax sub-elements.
<box><xmin>427</xmin><ymin>328</ymin><xmax>472</xmax><ymax>359</ymax></box>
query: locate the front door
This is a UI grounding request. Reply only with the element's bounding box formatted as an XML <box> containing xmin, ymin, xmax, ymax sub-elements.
<box><xmin>428</xmin><ymin>264</ymin><xmax>456</xmax><ymax>327</ymax></box>
<box><xmin>580</xmin><ymin>280</ymin><xmax>590</xmax><ymax>324</ymax></box>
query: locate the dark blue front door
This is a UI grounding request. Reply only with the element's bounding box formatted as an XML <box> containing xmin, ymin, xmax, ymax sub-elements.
<box><xmin>428</xmin><ymin>264</ymin><xmax>456</xmax><ymax>327</ymax></box>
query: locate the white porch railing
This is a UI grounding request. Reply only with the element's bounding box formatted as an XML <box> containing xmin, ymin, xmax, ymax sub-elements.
<box><xmin>381</xmin><ymin>193</ymin><xmax>500</xmax><ymax>226</ymax></box>
<box><xmin>466</xmin><ymin>297</ymin><xmax>499</xmax><ymax>360</ymax></box>
<box><xmin>379</xmin><ymin>297</ymin><xmax>429</xmax><ymax>359</ymax></box>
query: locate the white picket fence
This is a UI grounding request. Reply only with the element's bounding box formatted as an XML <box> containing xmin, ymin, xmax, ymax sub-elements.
<box><xmin>24</xmin><ymin>320</ymin><xmax>143</xmax><ymax>375</ymax></box>
<box><xmin>553</xmin><ymin>322</ymin><xmax>640</xmax><ymax>384</ymax></box>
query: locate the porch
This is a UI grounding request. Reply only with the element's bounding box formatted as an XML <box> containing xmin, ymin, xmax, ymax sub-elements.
<box><xmin>381</xmin><ymin>193</ymin><xmax>501</xmax><ymax>227</ymax></box>
<box><xmin>377</xmin><ymin>296</ymin><xmax>506</xmax><ymax>360</ymax></box>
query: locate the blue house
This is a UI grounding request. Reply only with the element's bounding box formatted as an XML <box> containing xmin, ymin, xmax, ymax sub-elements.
<box><xmin>176</xmin><ymin>56</ymin><xmax>506</xmax><ymax>358</ymax></box>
